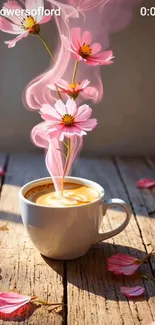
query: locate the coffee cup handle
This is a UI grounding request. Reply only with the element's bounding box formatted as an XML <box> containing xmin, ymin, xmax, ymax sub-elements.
<box><xmin>95</xmin><ymin>198</ymin><xmax>132</xmax><ymax>244</ymax></box>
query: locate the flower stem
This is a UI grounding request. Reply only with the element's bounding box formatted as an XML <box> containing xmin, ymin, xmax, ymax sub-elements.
<box><xmin>55</xmin><ymin>85</ymin><xmax>62</xmax><ymax>101</ymax></box>
<box><xmin>61</xmin><ymin>138</ymin><xmax>71</xmax><ymax>195</ymax></box>
<box><xmin>72</xmin><ymin>61</ymin><xmax>79</xmax><ymax>84</ymax></box>
<box><xmin>140</xmin><ymin>250</ymin><xmax>154</xmax><ymax>264</ymax></box>
<box><xmin>60</xmin><ymin>61</ymin><xmax>79</xmax><ymax>191</ymax></box>
<box><xmin>34</xmin><ymin>300</ymin><xmax>63</xmax><ymax>306</ymax></box>
<box><xmin>38</xmin><ymin>34</ymin><xmax>62</xmax><ymax>100</ymax></box>
<box><xmin>141</xmin><ymin>274</ymin><xmax>155</xmax><ymax>282</ymax></box>
<box><xmin>38</xmin><ymin>34</ymin><xmax>55</xmax><ymax>63</ymax></box>
<box><xmin>31</xmin><ymin>297</ymin><xmax>63</xmax><ymax>306</ymax></box>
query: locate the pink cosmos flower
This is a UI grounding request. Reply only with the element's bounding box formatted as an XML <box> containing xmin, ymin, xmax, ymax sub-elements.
<box><xmin>48</xmin><ymin>79</ymin><xmax>99</xmax><ymax>101</ymax></box>
<box><xmin>0</xmin><ymin>0</ymin><xmax>52</xmax><ymax>48</ymax></box>
<box><xmin>62</xmin><ymin>27</ymin><xmax>114</xmax><ymax>66</ymax></box>
<box><xmin>120</xmin><ymin>286</ymin><xmax>145</xmax><ymax>298</ymax></box>
<box><xmin>0</xmin><ymin>292</ymin><xmax>31</xmax><ymax>314</ymax></box>
<box><xmin>108</xmin><ymin>253</ymin><xmax>143</xmax><ymax>275</ymax></box>
<box><xmin>148</xmin><ymin>322</ymin><xmax>155</xmax><ymax>325</ymax></box>
<box><xmin>137</xmin><ymin>179</ymin><xmax>155</xmax><ymax>189</ymax></box>
<box><xmin>39</xmin><ymin>98</ymin><xmax>97</xmax><ymax>141</ymax></box>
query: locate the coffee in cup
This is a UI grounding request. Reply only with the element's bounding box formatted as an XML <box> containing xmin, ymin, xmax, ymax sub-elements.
<box><xmin>24</xmin><ymin>182</ymin><xmax>100</xmax><ymax>207</ymax></box>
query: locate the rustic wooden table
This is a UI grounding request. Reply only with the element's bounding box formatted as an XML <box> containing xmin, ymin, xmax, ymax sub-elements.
<box><xmin>0</xmin><ymin>154</ymin><xmax>155</xmax><ymax>325</ymax></box>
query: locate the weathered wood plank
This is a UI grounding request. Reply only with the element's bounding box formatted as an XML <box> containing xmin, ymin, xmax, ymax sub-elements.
<box><xmin>67</xmin><ymin>158</ymin><xmax>155</xmax><ymax>325</ymax></box>
<box><xmin>0</xmin><ymin>154</ymin><xmax>64</xmax><ymax>325</ymax></box>
<box><xmin>115</xmin><ymin>158</ymin><xmax>155</xmax><ymax>272</ymax></box>
<box><xmin>115</xmin><ymin>157</ymin><xmax>155</xmax><ymax>322</ymax></box>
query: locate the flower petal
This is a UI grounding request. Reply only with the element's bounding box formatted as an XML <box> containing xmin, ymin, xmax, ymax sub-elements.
<box><xmin>91</xmin><ymin>43</ymin><xmax>102</xmax><ymax>55</ymax></box>
<box><xmin>66</xmin><ymin>98</ymin><xmax>77</xmax><ymax>115</ymax></box>
<box><xmin>40</xmin><ymin>104</ymin><xmax>61</xmax><ymax>121</ymax></box>
<box><xmin>61</xmin><ymin>126</ymin><xmax>86</xmax><ymax>140</ymax></box>
<box><xmin>120</xmin><ymin>286</ymin><xmax>145</xmax><ymax>297</ymax></box>
<box><xmin>0</xmin><ymin>17</ymin><xmax>24</xmax><ymax>34</ymax></box>
<box><xmin>80</xmin><ymin>79</ymin><xmax>90</xmax><ymax>89</ymax></box>
<box><xmin>55</xmin><ymin>100</ymin><xmax>67</xmax><ymax>116</ymax></box>
<box><xmin>86</xmin><ymin>51</ymin><xmax>114</xmax><ymax>66</ymax></box>
<box><xmin>39</xmin><ymin>16</ymin><xmax>52</xmax><ymax>24</ymax></box>
<box><xmin>108</xmin><ymin>253</ymin><xmax>140</xmax><ymax>275</ymax></box>
<box><xmin>5</xmin><ymin>32</ymin><xmax>29</xmax><ymax>48</ymax></box>
<box><xmin>2</xmin><ymin>1</ymin><xmax>24</xmax><ymax>25</ymax></box>
<box><xmin>96</xmin><ymin>50</ymin><xmax>113</xmax><ymax>62</ymax></box>
<box><xmin>5</xmin><ymin>33</ymin><xmax>28</xmax><ymax>47</ymax></box>
<box><xmin>75</xmin><ymin>104</ymin><xmax>92</xmax><ymax>121</ymax></box>
<box><xmin>73</xmin><ymin>53</ymin><xmax>83</xmax><ymax>60</ymax></box>
<box><xmin>136</xmin><ymin>179</ymin><xmax>155</xmax><ymax>189</ymax></box>
<box><xmin>25</xmin><ymin>0</ymin><xmax>44</xmax><ymax>11</ymax></box>
<box><xmin>71</xmin><ymin>27</ymin><xmax>81</xmax><ymax>50</ymax></box>
<box><xmin>48</xmin><ymin>125</ymin><xmax>64</xmax><ymax>140</ymax></box>
<box><xmin>81</xmin><ymin>30</ymin><xmax>91</xmax><ymax>45</ymax></box>
<box><xmin>77</xmin><ymin>119</ymin><xmax>98</xmax><ymax>131</ymax></box>
<box><xmin>56</xmin><ymin>79</ymin><xmax>69</xmax><ymax>91</ymax></box>
<box><xmin>94</xmin><ymin>50</ymin><xmax>114</xmax><ymax>62</ymax></box>
<box><xmin>0</xmin><ymin>292</ymin><xmax>31</xmax><ymax>314</ymax></box>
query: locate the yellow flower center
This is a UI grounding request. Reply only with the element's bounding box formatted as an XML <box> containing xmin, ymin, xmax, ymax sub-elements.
<box><xmin>21</xmin><ymin>16</ymin><xmax>36</xmax><ymax>30</ymax></box>
<box><xmin>79</xmin><ymin>43</ymin><xmax>92</xmax><ymax>58</ymax></box>
<box><xmin>62</xmin><ymin>114</ymin><xmax>74</xmax><ymax>126</ymax></box>
<box><xmin>69</xmin><ymin>83</ymin><xmax>76</xmax><ymax>90</ymax></box>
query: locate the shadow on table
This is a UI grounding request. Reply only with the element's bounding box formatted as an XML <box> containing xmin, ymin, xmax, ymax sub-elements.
<box><xmin>42</xmin><ymin>243</ymin><xmax>155</xmax><ymax>301</ymax></box>
<box><xmin>0</xmin><ymin>211</ymin><xmax>22</xmax><ymax>224</ymax></box>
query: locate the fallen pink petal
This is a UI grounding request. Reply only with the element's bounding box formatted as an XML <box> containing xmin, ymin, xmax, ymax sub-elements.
<box><xmin>0</xmin><ymin>292</ymin><xmax>31</xmax><ymax>314</ymax></box>
<box><xmin>147</xmin><ymin>322</ymin><xmax>155</xmax><ymax>325</ymax></box>
<box><xmin>120</xmin><ymin>286</ymin><xmax>145</xmax><ymax>297</ymax></box>
<box><xmin>136</xmin><ymin>179</ymin><xmax>155</xmax><ymax>189</ymax></box>
<box><xmin>108</xmin><ymin>253</ymin><xmax>141</xmax><ymax>275</ymax></box>
<box><xmin>0</xmin><ymin>167</ymin><xmax>5</xmax><ymax>176</ymax></box>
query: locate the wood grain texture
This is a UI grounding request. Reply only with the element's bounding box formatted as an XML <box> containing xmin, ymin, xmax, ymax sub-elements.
<box><xmin>0</xmin><ymin>154</ymin><xmax>64</xmax><ymax>325</ymax></box>
<box><xmin>1</xmin><ymin>155</ymin><xmax>155</xmax><ymax>325</ymax></box>
<box><xmin>115</xmin><ymin>158</ymin><xmax>155</xmax><ymax>273</ymax></box>
<box><xmin>66</xmin><ymin>158</ymin><xmax>155</xmax><ymax>325</ymax></box>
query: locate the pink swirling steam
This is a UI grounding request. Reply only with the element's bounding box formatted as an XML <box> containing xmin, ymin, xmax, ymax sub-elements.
<box><xmin>0</xmin><ymin>0</ymin><xmax>144</xmax><ymax>192</ymax></box>
<box><xmin>23</xmin><ymin>0</ymin><xmax>143</xmax><ymax>110</ymax></box>
<box><xmin>23</xmin><ymin>0</ymin><xmax>79</xmax><ymax>110</ymax></box>
<box><xmin>21</xmin><ymin>0</ymin><xmax>143</xmax><ymax>190</ymax></box>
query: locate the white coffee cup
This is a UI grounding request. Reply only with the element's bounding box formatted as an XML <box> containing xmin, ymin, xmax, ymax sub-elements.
<box><xmin>19</xmin><ymin>176</ymin><xmax>131</xmax><ymax>260</ymax></box>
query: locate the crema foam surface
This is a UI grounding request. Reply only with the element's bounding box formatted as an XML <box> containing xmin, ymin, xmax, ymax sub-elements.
<box><xmin>25</xmin><ymin>183</ymin><xmax>100</xmax><ymax>207</ymax></box>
